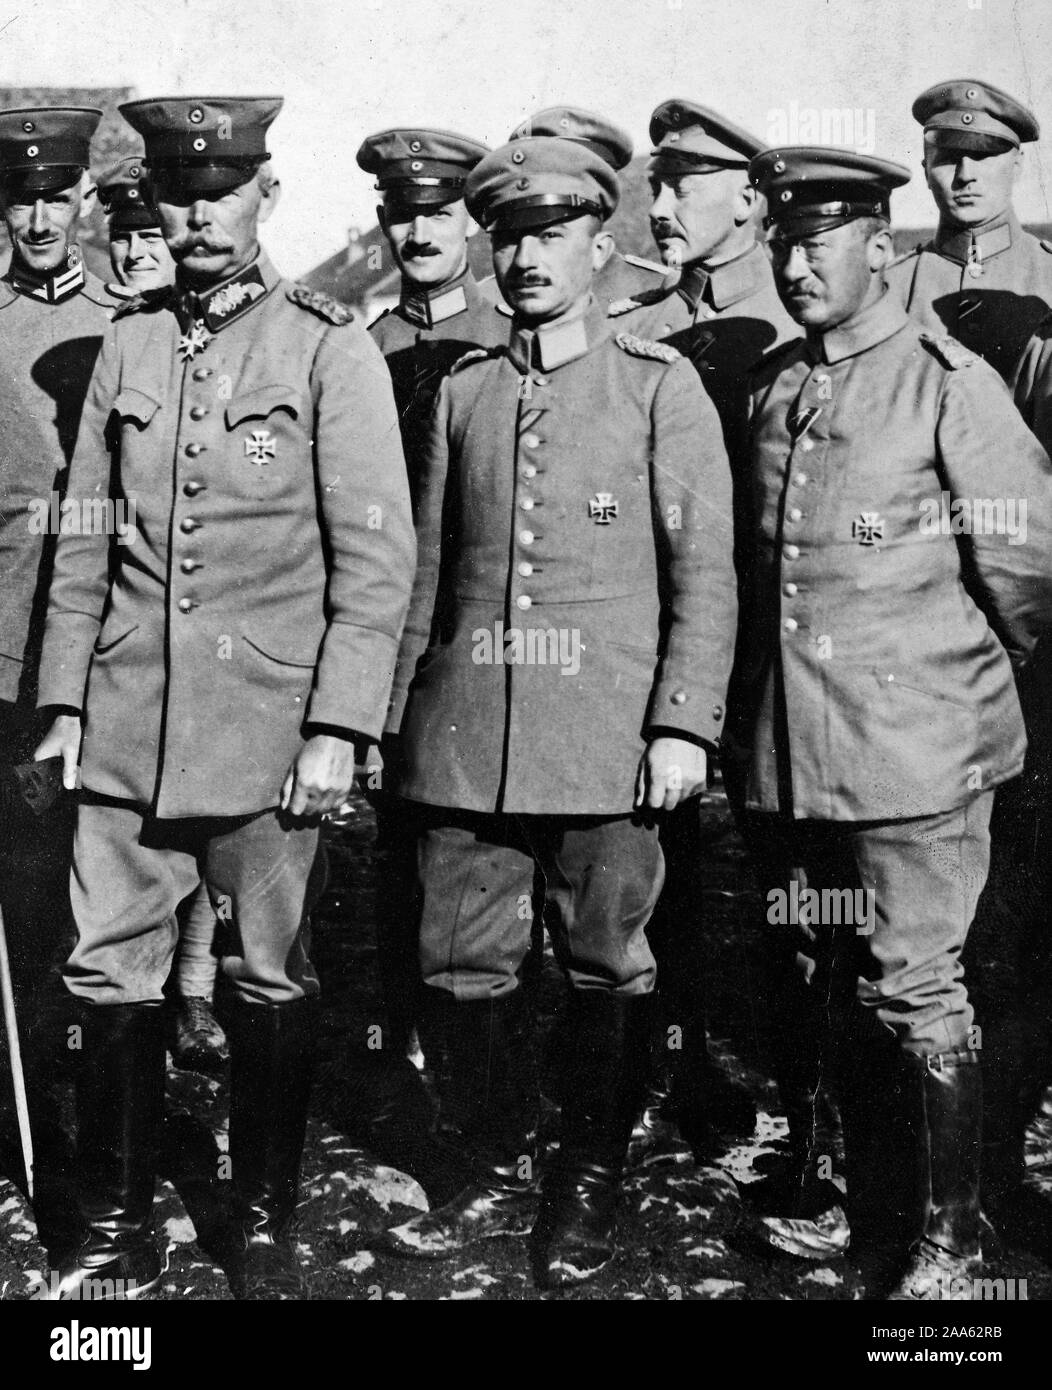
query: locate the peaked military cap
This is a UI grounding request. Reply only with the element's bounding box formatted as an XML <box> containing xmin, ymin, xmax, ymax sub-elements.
<box><xmin>120</xmin><ymin>96</ymin><xmax>282</xmax><ymax>193</ymax></box>
<box><xmin>97</xmin><ymin>154</ymin><xmax>160</xmax><ymax>231</ymax></box>
<box><xmin>750</xmin><ymin>146</ymin><xmax>910</xmax><ymax>236</ymax></box>
<box><xmin>509</xmin><ymin>107</ymin><xmax>633</xmax><ymax>171</ymax></box>
<box><xmin>0</xmin><ymin>106</ymin><xmax>101</xmax><ymax>193</ymax></box>
<box><xmin>356</xmin><ymin>128</ymin><xmax>489</xmax><ymax>207</ymax></box>
<box><xmin>466</xmin><ymin>136</ymin><xmax>620</xmax><ymax>231</ymax></box>
<box><xmin>912</xmin><ymin>78</ymin><xmax>1039</xmax><ymax>153</ymax></box>
<box><xmin>648</xmin><ymin>99</ymin><xmax>765</xmax><ymax>174</ymax></box>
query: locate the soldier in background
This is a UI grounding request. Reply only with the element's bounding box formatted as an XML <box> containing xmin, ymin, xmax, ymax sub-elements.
<box><xmin>378</xmin><ymin>135</ymin><xmax>737</xmax><ymax>1288</ymax></box>
<box><xmin>356</xmin><ymin>128</ymin><xmax>503</xmax><ymax>1089</ymax></box>
<box><xmin>735</xmin><ymin>145</ymin><xmax>1052</xmax><ymax>1297</ymax></box>
<box><xmin>0</xmin><ymin>105</ymin><xmax>119</xmax><ymax>1260</ymax></box>
<box><xmin>34</xmin><ymin>95</ymin><xmax>414</xmax><ymax>1299</ymax></box>
<box><xmin>889</xmin><ymin>81</ymin><xmax>1052</xmax><ymax>1243</ymax></box>
<box><xmin>98</xmin><ymin>154</ymin><xmax>175</xmax><ymax>298</ymax></box>
<box><xmin>613</xmin><ymin>100</ymin><xmax>797</xmax><ymax>1168</ymax></box>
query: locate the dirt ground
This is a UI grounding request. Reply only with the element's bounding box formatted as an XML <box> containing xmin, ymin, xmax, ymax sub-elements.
<box><xmin>2</xmin><ymin>785</ymin><xmax>1051</xmax><ymax>1302</ymax></box>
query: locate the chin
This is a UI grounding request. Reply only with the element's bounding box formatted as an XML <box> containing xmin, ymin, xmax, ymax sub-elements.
<box><xmin>21</xmin><ymin>248</ymin><xmax>66</xmax><ymax>274</ymax></box>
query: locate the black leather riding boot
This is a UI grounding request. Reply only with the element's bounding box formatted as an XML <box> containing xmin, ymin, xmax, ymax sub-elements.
<box><xmin>225</xmin><ymin>996</ymin><xmax>316</xmax><ymax>1300</ymax></box>
<box><xmin>48</xmin><ymin>1002</ymin><xmax>167</xmax><ymax>1300</ymax></box>
<box><xmin>889</xmin><ymin>1049</ymin><xmax>983</xmax><ymax>1300</ymax></box>
<box><xmin>381</xmin><ymin>988</ymin><xmax>539</xmax><ymax>1258</ymax></box>
<box><xmin>531</xmin><ymin>991</ymin><xmax>649</xmax><ymax>1290</ymax></box>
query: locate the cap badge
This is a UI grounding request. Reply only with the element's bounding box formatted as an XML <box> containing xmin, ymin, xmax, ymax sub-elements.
<box><xmin>188</xmin><ymin>108</ymin><xmax>204</xmax><ymax>124</ymax></box>
<box><xmin>26</xmin><ymin>145</ymin><xmax>38</xmax><ymax>158</ymax></box>
<box><xmin>589</xmin><ymin>492</ymin><xmax>619</xmax><ymax>524</ymax></box>
<box><xmin>21</xmin><ymin>120</ymin><xmax>33</xmax><ymax>132</ymax></box>
<box><xmin>511</xmin><ymin>148</ymin><xmax>525</xmax><ymax>164</ymax></box>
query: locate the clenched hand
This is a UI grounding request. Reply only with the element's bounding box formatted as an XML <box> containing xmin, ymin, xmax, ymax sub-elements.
<box><xmin>635</xmin><ymin>736</ymin><xmax>707</xmax><ymax>812</ymax></box>
<box><xmin>280</xmin><ymin>734</ymin><xmax>358</xmax><ymax>818</ymax></box>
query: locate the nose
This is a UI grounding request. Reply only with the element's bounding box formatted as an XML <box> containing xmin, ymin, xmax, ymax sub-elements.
<box><xmin>512</xmin><ymin>235</ymin><xmax>539</xmax><ymax>269</ymax></box>
<box><xmin>410</xmin><ymin>215</ymin><xmax>430</xmax><ymax>243</ymax></box>
<box><xmin>649</xmin><ymin>184</ymin><xmax>676</xmax><ymax>223</ymax></box>
<box><xmin>954</xmin><ymin>156</ymin><xmax>979</xmax><ymax>182</ymax></box>
<box><xmin>127</xmin><ymin>232</ymin><xmax>145</xmax><ymax>258</ymax></box>
<box><xmin>29</xmin><ymin>199</ymin><xmax>49</xmax><ymax>234</ymax></box>
<box><xmin>778</xmin><ymin>244</ymin><xmax>811</xmax><ymax>284</ymax></box>
<box><xmin>187</xmin><ymin>199</ymin><xmax>212</xmax><ymax>227</ymax></box>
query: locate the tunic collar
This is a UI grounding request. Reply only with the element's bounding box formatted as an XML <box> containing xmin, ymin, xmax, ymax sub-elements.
<box><xmin>176</xmin><ymin>249</ymin><xmax>278</xmax><ymax>333</ymax></box>
<box><xmin>808</xmin><ymin>289</ymin><xmax>910</xmax><ymax>364</ymax></box>
<box><xmin>934</xmin><ymin>210</ymin><xmax>1017</xmax><ymax>269</ymax></box>
<box><xmin>506</xmin><ymin>297</ymin><xmax>610</xmax><ymax>374</ymax></box>
<box><xmin>677</xmin><ymin>242</ymin><xmax>769</xmax><ymax>313</ymax></box>
<box><xmin>5</xmin><ymin>254</ymin><xmax>86</xmax><ymax>304</ymax></box>
<box><xmin>399</xmin><ymin>266</ymin><xmax>478</xmax><ymax>329</ymax></box>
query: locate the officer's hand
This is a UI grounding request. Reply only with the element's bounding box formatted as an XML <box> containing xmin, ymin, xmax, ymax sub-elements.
<box><xmin>636</xmin><ymin>737</ymin><xmax>707</xmax><ymax>812</ymax></box>
<box><xmin>34</xmin><ymin>714</ymin><xmax>82</xmax><ymax>791</ymax></box>
<box><xmin>280</xmin><ymin>734</ymin><xmax>357</xmax><ymax>818</ymax></box>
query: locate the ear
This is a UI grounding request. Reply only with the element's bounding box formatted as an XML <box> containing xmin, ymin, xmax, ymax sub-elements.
<box><xmin>77</xmin><ymin>171</ymin><xmax>97</xmax><ymax>222</ymax></box>
<box><xmin>733</xmin><ymin>177</ymin><xmax>759</xmax><ymax>226</ymax></box>
<box><xmin>257</xmin><ymin>173</ymin><xmax>281</xmax><ymax>225</ymax></box>
<box><xmin>592</xmin><ymin>228</ymin><xmax>615</xmax><ymax>271</ymax></box>
<box><xmin>1010</xmin><ymin>147</ymin><xmax>1024</xmax><ymax>187</ymax></box>
<box><xmin>868</xmin><ymin>223</ymin><xmax>894</xmax><ymax>272</ymax></box>
<box><xmin>464</xmin><ymin>211</ymin><xmax>481</xmax><ymax>241</ymax></box>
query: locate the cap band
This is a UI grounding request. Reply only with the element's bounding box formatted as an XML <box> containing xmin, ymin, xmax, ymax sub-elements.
<box><xmin>482</xmin><ymin>191</ymin><xmax>604</xmax><ymax>229</ymax></box>
<box><xmin>767</xmin><ymin>198</ymin><xmax>889</xmax><ymax>234</ymax></box>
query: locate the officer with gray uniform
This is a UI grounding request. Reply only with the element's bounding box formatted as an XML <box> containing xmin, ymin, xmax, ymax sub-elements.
<box><xmin>34</xmin><ymin>95</ymin><xmax>414</xmax><ymax>1300</ymax></box>
<box><xmin>378</xmin><ymin>135</ymin><xmax>738</xmax><ymax>1288</ymax></box>
<box><xmin>735</xmin><ymin>145</ymin><xmax>1052</xmax><ymax>1298</ymax></box>
<box><xmin>0</xmin><ymin>105</ymin><xmax>118</xmax><ymax>1255</ymax></box>
<box><xmin>889</xmin><ymin>80</ymin><xmax>1052</xmax><ymax>1240</ymax></box>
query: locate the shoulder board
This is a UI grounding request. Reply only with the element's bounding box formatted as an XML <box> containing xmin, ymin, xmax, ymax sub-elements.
<box><xmin>919</xmin><ymin>332</ymin><xmax>979</xmax><ymax>370</ymax></box>
<box><xmin>748</xmin><ymin>337</ymin><xmax>801</xmax><ymax>375</ymax></box>
<box><xmin>449</xmin><ymin>346</ymin><xmax>503</xmax><ymax>375</ymax></box>
<box><xmin>1041</xmin><ymin>240</ymin><xmax>1052</xmax><ymax>255</ymax></box>
<box><xmin>607</xmin><ymin>296</ymin><xmax>644</xmax><ymax>317</ymax></box>
<box><xmin>286</xmin><ymin>283</ymin><xmax>354</xmax><ymax>325</ymax></box>
<box><xmin>615</xmin><ymin>332</ymin><xmax>681</xmax><ymax>364</ymax></box>
<box><xmin>110</xmin><ymin>286</ymin><xmax>174</xmax><ymax>321</ymax></box>
<box><xmin>621</xmin><ymin>252</ymin><xmax>667</xmax><ymax>275</ymax></box>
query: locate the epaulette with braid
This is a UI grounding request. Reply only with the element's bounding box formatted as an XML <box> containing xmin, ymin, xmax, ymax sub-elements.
<box><xmin>919</xmin><ymin>332</ymin><xmax>979</xmax><ymax>370</ymax></box>
<box><xmin>614</xmin><ymin>332</ymin><xmax>681</xmax><ymax>364</ymax></box>
<box><xmin>449</xmin><ymin>346</ymin><xmax>504</xmax><ymax>374</ymax></box>
<box><xmin>111</xmin><ymin>286</ymin><xmax>175</xmax><ymax>320</ymax></box>
<box><xmin>286</xmin><ymin>283</ymin><xmax>354</xmax><ymax>325</ymax></box>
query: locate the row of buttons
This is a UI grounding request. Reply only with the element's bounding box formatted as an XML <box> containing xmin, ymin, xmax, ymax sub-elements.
<box><xmin>174</xmin><ymin>365</ymin><xmax>217</xmax><ymax>616</ymax></box>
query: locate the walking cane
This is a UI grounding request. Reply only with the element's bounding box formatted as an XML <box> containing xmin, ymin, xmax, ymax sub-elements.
<box><xmin>0</xmin><ymin>900</ymin><xmax>33</xmax><ymax>1198</ymax></box>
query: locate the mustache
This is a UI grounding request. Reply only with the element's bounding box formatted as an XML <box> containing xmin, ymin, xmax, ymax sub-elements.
<box><xmin>506</xmin><ymin>274</ymin><xmax>551</xmax><ymax>289</ymax></box>
<box><xmin>401</xmin><ymin>242</ymin><xmax>440</xmax><ymax>258</ymax></box>
<box><xmin>169</xmin><ymin>234</ymin><xmax>235</xmax><ymax>257</ymax></box>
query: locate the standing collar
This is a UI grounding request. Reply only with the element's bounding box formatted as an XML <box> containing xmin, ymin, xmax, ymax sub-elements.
<box><xmin>5</xmin><ymin>254</ymin><xmax>86</xmax><ymax>304</ymax></box>
<box><xmin>506</xmin><ymin>297</ymin><xmax>611</xmax><ymax>374</ymax></box>
<box><xmin>934</xmin><ymin>209</ymin><xmax>1017</xmax><ymax>266</ymax></box>
<box><xmin>677</xmin><ymin>241</ymin><xmax>768</xmax><ymax>313</ymax></box>
<box><xmin>807</xmin><ymin>289</ymin><xmax>910</xmax><ymax>364</ymax></box>
<box><xmin>399</xmin><ymin>265</ymin><xmax>479</xmax><ymax>329</ymax></box>
<box><xmin>176</xmin><ymin>249</ymin><xmax>279</xmax><ymax>332</ymax></box>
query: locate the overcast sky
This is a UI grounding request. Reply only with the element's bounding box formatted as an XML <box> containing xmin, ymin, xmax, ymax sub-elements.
<box><xmin>4</xmin><ymin>0</ymin><xmax>1051</xmax><ymax>276</ymax></box>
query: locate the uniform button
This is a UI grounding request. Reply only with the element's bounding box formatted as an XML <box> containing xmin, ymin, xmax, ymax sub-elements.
<box><xmin>180</xmin><ymin>518</ymin><xmax>199</xmax><ymax>533</ymax></box>
<box><xmin>522</xmin><ymin>433</ymin><xmax>542</xmax><ymax>448</ymax></box>
<box><xmin>670</xmin><ymin>690</ymin><xmax>688</xmax><ymax>705</ymax></box>
<box><xmin>788</xmin><ymin>507</ymin><xmax>803</xmax><ymax>522</ymax></box>
<box><xmin>519</xmin><ymin>530</ymin><xmax>534</xmax><ymax>545</ymax></box>
<box><xmin>522</xmin><ymin>464</ymin><xmax>537</xmax><ymax>479</ymax></box>
<box><xmin>517</xmin><ymin>561</ymin><xmax>533</xmax><ymax>577</ymax></box>
<box><xmin>533</xmin><ymin>375</ymin><xmax>550</xmax><ymax>387</ymax></box>
<box><xmin>783</xmin><ymin>543</ymin><xmax>800</xmax><ymax>559</ymax></box>
<box><xmin>192</xmin><ymin>367</ymin><xmax>213</xmax><ymax>382</ymax></box>
<box><xmin>783</xmin><ymin>582</ymin><xmax>798</xmax><ymax>597</ymax></box>
<box><xmin>177</xmin><ymin>597</ymin><xmax>195</xmax><ymax>614</ymax></box>
<box><xmin>794</xmin><ymin>472</ymin><xmax>808</xmax><ymax>486</ymax></box>
<box><xmin>712</xmin><ymin>703</ymin><xmax>724</xmax><ymax>720</ymax></box>
<box><xmin>189</xmin><ymin>405</ymin><xmax>208</xmax><ymax>420</ymax></box>
<box><xmin>183</xmin><ymin>481</ymin><xmax>205</xmax><ymax>496</ymax></box>
<box><xmin>784</xmin><ymin>617</ymin><xmax>798</xmax><ymax>633</ymax></box>
<box><xmin>180</xmin><ymin>558</ymin><xmax>199</xmax><ymax>574</ymax></box>
<box><xmin>520</xmin><ymin>497</ymin><xmax>535</xmax><ymax>511</ymax></box>
<box><xmin>185</xmin><ymin>443</ymin><xmax>205</xmax><ymax>458</ymax></box>
<box><xmin>800</xmin><ymin>438</ymin><xmax>815</xmax><ymax>453</ymax></box>
<box><xmin>516</xmin><ymin>594</ymin><xmax>532</xmax><ymax>611</ymax></box>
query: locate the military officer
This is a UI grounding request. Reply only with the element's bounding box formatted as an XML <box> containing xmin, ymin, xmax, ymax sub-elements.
<box><xmin>501</xmin><ymin>106</ymin><xmax>670</xmax><ymax>307</ymax></box>
<box><xmin>377</xmin><ymin>136</ymin><xmax>738</xmax><ymax>1289</ymax></box>
<box><xmin>887</xmin><ymin>80</ymin><xmax>1052</xmax><ymax>384</ymax></box>
<box><xmin>0</xmin><ymin>106</ymin><xmax>119</xmax><ymax>1256</ymax></box>
<box><xmin>733</xmin><ymin>146</ymin><xmax>1052</xmax><ymax>1298</ymax></box>
<box><xmin>887</xmin><ymin>80</ymin><xmax>1052</xmax><ymax>1237</ymax></box>
<box><xmin>97</xmin><ymin>154</ymin><xmax>175</xmax><ymax>299</ymax></box>
<box><xmin>608</xmin><ymin>100</ymin><xmax>797</xmax><ymax>1167</ymax></box>
<box><xmin>33</xmin><ymin>95</ymin><xmax>414</xmax><ymax>1300</ymax></box>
